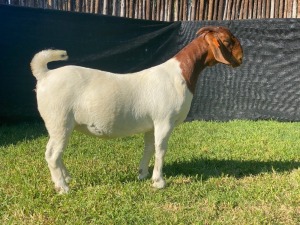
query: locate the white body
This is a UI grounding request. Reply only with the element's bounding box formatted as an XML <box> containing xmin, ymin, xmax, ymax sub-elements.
<box><xmin>37</xmin><ymin>60</ymin><xmax>192</xmax><ymax>138</ymax></box>
<box><xmin>32</xmin><ymin>50</ymin><xmax>193</xmax><ymax>193</ymax></box>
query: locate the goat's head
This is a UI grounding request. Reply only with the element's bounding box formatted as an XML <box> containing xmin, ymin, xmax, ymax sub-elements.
<box><xmin>197</xmin><ymin>26</ymin><xmax>243</xmax><ymax>68</ymax></box>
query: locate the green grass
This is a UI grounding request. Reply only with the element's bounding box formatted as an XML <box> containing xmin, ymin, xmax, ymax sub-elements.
<box><xmin>1</xmin><ymin>120</ymin><xmax>300</xmax><ymax>224</ymax></box>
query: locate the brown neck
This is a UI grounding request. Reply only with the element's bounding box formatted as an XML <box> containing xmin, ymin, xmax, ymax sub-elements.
<box><xmin>174</xmin><ymin>37</ymin><xmax>212</xmax><ymax>94</ymax></box>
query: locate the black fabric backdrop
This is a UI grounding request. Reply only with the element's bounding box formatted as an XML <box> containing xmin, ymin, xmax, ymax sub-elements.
<box><xmin>1</xmin><ymin>4</ymin><xmax>300</xmax><ymax>124</ymax></box>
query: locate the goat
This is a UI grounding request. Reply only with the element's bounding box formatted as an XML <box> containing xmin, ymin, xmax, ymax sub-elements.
<box><xmin>30</xmin><ymin>26</ymin><xmax>243</xmax><ymax>193</ymax></box>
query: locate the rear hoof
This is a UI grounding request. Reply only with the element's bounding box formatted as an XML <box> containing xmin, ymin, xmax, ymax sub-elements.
<box><xmin>138</xmin><ymin>169</ymin><xmax>149</xmax><ymax>180</ymax></box>
<box><xmin>55</xmin><ymin>185</ymin><xmax>69</xmax><ymax>194</ymax></box>
<box><xmin>65</xmin><ymin>176</ymin><xmax>72</xmax><ymax>183</ymax></box>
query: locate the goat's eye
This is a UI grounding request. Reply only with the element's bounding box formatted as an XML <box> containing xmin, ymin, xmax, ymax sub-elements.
<box><xmin>223</xmin><ymin>40</ymin><xmax>231</xmax><ymax>47</ymax></box>
<box><xmin>223</xmin><ymin>40</ymin><xmax>234</xmax><ymax>51</ymax></box>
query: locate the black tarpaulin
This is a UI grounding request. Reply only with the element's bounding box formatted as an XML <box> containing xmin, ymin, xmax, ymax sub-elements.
<box><xmin>1</xmin><ymin>4</ymin><xmax>300</xmax><ymax>124</ymax></box>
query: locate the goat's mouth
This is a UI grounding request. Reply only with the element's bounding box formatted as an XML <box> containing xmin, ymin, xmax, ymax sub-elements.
<box><xmin>230</xmin><ymin>58</ymin><xmax>242</xmax><ymax>67</ymax></box>
<box><xmin>222</xmin><ymin>55</ymin><xmax>241</xmax><ymax>68</ymax></box>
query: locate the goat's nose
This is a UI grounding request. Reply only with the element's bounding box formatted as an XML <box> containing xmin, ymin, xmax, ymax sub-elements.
<box><xmin>239</xmin><ymin>57</ymin><xmax>243</xmax><ymax>64</ymax></box>
<box><xmin>231</xmin><ymin>56</ymin><xmax>242</xmax><ymax>68</ymax></box>
<box><xmin>236</xmin><ymin>55</ymin><xmax>243</xmax><ymax>65</ymax></box>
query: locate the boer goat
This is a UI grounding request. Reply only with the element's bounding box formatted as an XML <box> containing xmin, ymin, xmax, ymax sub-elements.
<box><xmin>31</xmin><ymin>26</ymin><xmax>243</xmax><ymax>193</ymax></box>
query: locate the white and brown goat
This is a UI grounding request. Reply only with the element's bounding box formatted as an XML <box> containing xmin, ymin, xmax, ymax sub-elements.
<box><xmin>31</xmin><ymin>26</ymin><xmax>243</xmax><ymax>193</ymax></box>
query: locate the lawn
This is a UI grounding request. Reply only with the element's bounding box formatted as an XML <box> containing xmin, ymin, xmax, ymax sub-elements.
<box><xmin>1</xmin><ymin>120</ymin><xmax>300</xmax><ymax>224</ymax></box>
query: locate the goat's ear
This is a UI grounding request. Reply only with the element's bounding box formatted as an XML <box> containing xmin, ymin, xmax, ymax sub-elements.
<box><xmin>205</xmin><ymin>32</ymin><xmax>231</xmax><ymax>65</ymax></box>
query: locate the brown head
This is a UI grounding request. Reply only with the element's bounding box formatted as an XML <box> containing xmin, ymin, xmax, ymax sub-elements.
<box><xmin>196</xmin><ymin>26</ymin><xmax>243</xmax><ymax>68</ymax></box>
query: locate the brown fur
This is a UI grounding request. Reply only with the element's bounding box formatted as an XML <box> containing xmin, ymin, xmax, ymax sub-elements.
<box><xmin>175</xmin><ymin>26</ymin><xmax>243</xmax><ymax>94</ymax></box>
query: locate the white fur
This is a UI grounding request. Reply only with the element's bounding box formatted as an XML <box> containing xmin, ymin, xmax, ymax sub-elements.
<box><xmin>31</xmin><ymin>49</ymin><xmax>193</xmax><ymax>193</ymax></box>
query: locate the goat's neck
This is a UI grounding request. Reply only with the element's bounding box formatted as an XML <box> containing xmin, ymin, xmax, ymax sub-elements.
<box><xmin>174</xmin><ymin>37</ymin><xmax>211</xmax><ymax>94</ymax></box>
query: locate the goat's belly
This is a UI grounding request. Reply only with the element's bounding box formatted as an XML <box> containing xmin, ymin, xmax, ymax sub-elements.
<box><xmin>74</xmin><ymin>119</ymin><xmax>153</xmax><ymax>139</ymax></box>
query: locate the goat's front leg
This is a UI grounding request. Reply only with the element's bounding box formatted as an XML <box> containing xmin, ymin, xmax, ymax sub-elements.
<box><xmin>152</xmin><ymin>122</ymin><xmax>174</xmax><ymax>189</ymax></box>
<box><xmin>139</xmin><ymin>130</ymin><xmax>155</xmax><ymax>180</ymax></box>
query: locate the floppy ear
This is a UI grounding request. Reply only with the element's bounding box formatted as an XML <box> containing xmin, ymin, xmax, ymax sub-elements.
<box><xmin>205</xmin><ymin>32</ymin><xmax>231</xmax><ymax>65</ymax></box>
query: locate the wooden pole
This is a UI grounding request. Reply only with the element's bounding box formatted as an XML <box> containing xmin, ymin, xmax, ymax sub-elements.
<box><xmin>286</xmin><ymin>0</ymin><xmax>293</xmax><ymax>17</ymax></box>
<box><xmin>261</xmin><ymin>0</ymin><xmax>266</xmax><ymax>18</ymax></box>
<box><xmin>142</xmin><ymin>0</ymin><xmax>146</xmax><ymax>19</ymax></box>
<box><xmin>213</xmin><ymin>0</ymin><xmax>218</xmax><ymax>20</ymax></box>
<box><xmin>257</xmin><ymin>0</ymin><xmax>262</xmax><ymax>18</ymax></box>
<box><xmin>90</xmin><ymin>0</ymin><xmax>94</xmax><ymax>13</ymax></box>
<box><xmin>253</xmin><ymin>0</ymin><xmax>258</xmax><ymax>18</ymax></box>
<box><xmin>284</xmin><ymin>0</ymin><xmax>288</xmax><ymax>18</ymax></box>
<box><xmin>138</xmin><ymin>0</ymin><xmax>142</xmax><ymax>19</ymax></box>
<box><xmin>102</xmin><ymin>0</ymin><xmax>108</xmax><ymax>15</ymax></box>
<box><xmin>145</xmin><ymin>0</ymin><xmax>150</xmax><ymax>20</ymax></box>
<box><xmin>195</xmin><ymin>0</ymin><xmax>199</xmax><ymax>20</ymax></box>
<box><xmin>298</xmin><ymin>0</ymin><xmax>300</xmax><ymax>18</ymax></box>
<box><xmin>112</xmin><ymin>0</ymin><xmax>117</xmax><ymax>16</ymax></box>
<box><xmin>226</xmin><ymin>0</ymin><xmax>233</xmax><ymax>20</ymax></box>
<box><xmin>178</xmin><ymin>0</ymin><xmax>182</xmax><ymax>20</ymax></box>
<box><xmin>218</xmin><ymin>0</ymin><xmax>224</xmax><ymax>20</ymax></box>
<box><xmin>167</xmin><ymin>0</ymin><xmax>172</xmax><ymax>21</ymax></box>
<box><xmin>174</xmin><ymin>0</ymin><xmax>179</xmax><ymax>21</ymax></box>
<box><xmin>274</xmin><ymin>0</ymin><xmax>279</xmax><ymax>17</ymax></box>
<box><xmin>278</xmin><ymin>0</ymin><xmax>284</xmax><ymax>18</ymax></box>
<box><xmin>152</xmin><ymin>0</ymin><xmax>155</xmax><ymax>20</ymax></box>
<box><xmin>208</xmin><ymin>0</ymin><xmax>214</xmax><ymax>20</ymax></box>
<box><xmin>292</xmin><ymin>0</ymin><xmax>297</xmax><ymax>17</ymax></box>
<box><xmin>76</xmin><ymin>0</ymin><xmax>81</xmax><ymax>12</ymax></box>
<box><xmin>231</xmin><ymin>0</ymin><xmax>237</xmax><ymax>20</ymax></box>
<box><xmin>266</xmin><ymin>0</ymin><xmax>271</xmax><ymax>18</ymax></box>
<box><xmin>191</xmin><ymin>0</ymin><xmax>196</xmax><ymax>20</ymax></box>
<box><xmin>126</xmin><ymin>0</ymin><xmax>129</xmax><ymax>17</ymax></box>
<box><xmin>239</xmin><ymin>0</ymin><xmax>244</xmax><ymax>19</ymax></box>
<box><xmin>223</xmin><ymin>0</ymin><xmax>228</xmax><ymax>20</ymax></box>
<box><xmin>234</xmin><ymin>0</ymin><xmax>240</xmax><ymax>20</ymax></box>
<box><xmin>120</xmin><ymin>0</ymin><xmax>125</xmax><ymax>17</ymax></box>
<box><xmin>160</xmin><ymin>0</ymin><xmax>165</xmax><ymax>21</ymax></box>
<box><xmin>182</xmin><ymin>0</ymin><xmax>187</xmax><ymax>20</ymax></box>
<box><xmin>243</xmin><ymin>0</ymin><xmax>249</xmax><ymax>19</ymax></box>
<box><xmin>270</xmin><ymin>0</ymin><xmax>274</xmax><ymax>18</ymax></box>
<box><xmin>129</xmin><ymin>0</ymin><xmax>133</xmax><ymax>18</ymax></box>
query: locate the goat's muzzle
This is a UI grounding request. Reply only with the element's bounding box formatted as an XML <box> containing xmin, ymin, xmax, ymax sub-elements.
<box><xmin>217</xmin><ymin>37</ymin><xmax>243</xmax><ymax>68</ymax></box>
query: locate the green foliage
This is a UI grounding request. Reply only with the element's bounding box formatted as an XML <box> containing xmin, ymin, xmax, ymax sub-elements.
<box><xmin>1</xmin><ymin>121</ymin><xmax>300</xmax><ymax>224</ymax></box>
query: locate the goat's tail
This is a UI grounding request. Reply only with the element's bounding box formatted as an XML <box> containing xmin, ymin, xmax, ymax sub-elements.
<box><xmin>30</xmin><ymin>49</ymin><xmax>68</xmax><ymax>81</ymax></box>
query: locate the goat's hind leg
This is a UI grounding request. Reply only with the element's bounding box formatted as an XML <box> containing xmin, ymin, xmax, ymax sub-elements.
<box><xmin>45</xmin><ymin>124</ymin><xmax>73</xmax><ymax>194</ymax></box>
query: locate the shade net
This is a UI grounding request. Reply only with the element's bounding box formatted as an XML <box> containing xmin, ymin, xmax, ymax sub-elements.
<box><xmin>1</xmin><ymin>4</ymin><xmax>300</xmax><ymax>123</ymax></box>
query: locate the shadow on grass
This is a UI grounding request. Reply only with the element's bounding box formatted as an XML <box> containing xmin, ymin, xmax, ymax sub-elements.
<box><xmin>106</xmin><ymin>158</ymin><xmax>300</xmax><ymax>187</ymax></box>
<box><xmin>163</xmin><ymin>158</ymin><xmax>300</xmax><ymax>180</ymax></box>
<box><xmin>0</xmin><ymin>122</ymin><xmax>47</xmax><ymax>147</ymax></box>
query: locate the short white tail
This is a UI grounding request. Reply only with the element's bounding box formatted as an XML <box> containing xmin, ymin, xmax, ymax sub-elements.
<box><xmin>30</xmin><ymin>49</ymin><xmax>68</xmax><ymax>80</ymax></box>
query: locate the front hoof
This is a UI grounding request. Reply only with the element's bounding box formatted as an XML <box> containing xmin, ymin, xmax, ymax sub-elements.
<box><xmin>152</xmin><ymin>178</ymin><xmax>166</xmax><ymax>189</ymax></box>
